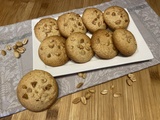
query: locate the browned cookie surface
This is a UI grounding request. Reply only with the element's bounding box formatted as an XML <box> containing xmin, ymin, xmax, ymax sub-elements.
<box><xmin>113</xmin><ymin>29</ymin><xmax>137</xmax><ymax>56</ymax></box>
<box><xmin>57</xmin><ymin>12</ymin><xmax>87</xmax><ymax>38</ymax></box>
<box><xmin>82</xmin><ymin>8</ymin><xmax>106</xmax><ymax>33</ymax></box>
<box><xmin>38</xmin><ymin>36</ymin><xmax>69</xmax><ymax>67</ymax></box>
<box><xmin>66</xmin><ymin>32</ymin><xmax>94</xmax><ymax>63</ymax></box>
<box><xmin>91</xmin><ymin>29</ymin><xmax>118</xmax><ymax>59</ymax></box>
<box><xmin>17</xmin><ymin>70</ymin><xmax>58</xmax><ymax>112</ymax></box>
<box><xmin>103</xmin><ymin>6</ymin><xmax>130</xmax><ymax>30</ymax></box>
<box><xmin>34</xmin><ymin>18</ymin><xmax>60</xmax><ymax>42</ymax></box>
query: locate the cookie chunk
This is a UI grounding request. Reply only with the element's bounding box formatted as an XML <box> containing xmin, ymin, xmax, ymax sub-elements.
<box><xmin>34</xmin><ymin>18</ymin><xmax>60</xmax><ymax>42</ymax></box>
<box><xmin>38</xmin><ymin>36</ymin><xmax>69</xmax><ymax>67</ymax></box>
<box><xmin>82</xmin><ymin>8</ymin><xmax>106</xmax><ymax>33</ymax></box>
<box><xmin>57</xmin><ymin>12</ymin><xmax>87</xmax><ymax>38</ymax></box>
<box><xmin>113</xmin><ymin>29</ymin><xmax>137</xmax><ymax>56</ymax></box>
<box><xmin>66</xmin><ymin>32</ymin><xmax>94</xmax><ymax>63</ymax></box>
<box><xmin>17</xmin><ymin>70</ymin><xmax>58</xmax><ymax>112</ymax></box>
<box><xmin>103</xmin><ymin>6</ymin><xmax>130</xmax><ymax>30</ymax></box>
<box><xmin>91</xmin><ymin>29</ymin><xmax>118</xmax><ymax>59</ymax></box>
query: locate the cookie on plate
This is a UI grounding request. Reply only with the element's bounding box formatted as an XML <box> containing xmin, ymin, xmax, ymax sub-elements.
<box><xmin>38</xmin><ymin>36</ymin><xmax>69</xmax><ymax>67</ymax></box>
<box><xmin>66</xmin><ymin>32</ymin><xmax>94</xmax><ymax>63</ymax></box>
<box><xmin>34</xmin><ymin>18</ymin><xmax>60</xmax><ymax>42</ymax></box>
<box><xmin>82</xmin><ymin>8</ymin><xmax>106</xmax><ymax>33</ymax></box>
<box><xmin>103</xmin><ymin>6</ymin><xmax>130</xmax><ymax>30</ymax></box>
<box><xmin>57</xmin><ymin>12</ymin><xmax>87</xmax><ymax>38</ymax></box>
<box><xmin>113</xmin><ymin>29</ymin><xmax>137</xmax><ymax>56</ymax></box>
<box><xmin>91</xmin><ymin>29</ymin><xmax>118</xmax><ymax>59</ymax></box>
<box><xmin>17</xmin><ymin>70</ymin><xmax>58</xmax><ymax>112</ymax></box>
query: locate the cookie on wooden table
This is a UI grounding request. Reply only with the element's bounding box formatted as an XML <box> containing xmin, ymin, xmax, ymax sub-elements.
<box><xmin>38</xmin><ymin>36</ymin><xmax>69</xmax><ymax>67</ymax></box>
<box><xmin>34</xmin><ymin>18</ymin><xmax>60</xmax><ymax>42</ymax></box>
<box><xmin>82</xmin><ymin>8</ymin><xmax>106</xmax><ymax>33</ymax></box>
<box><xmin>103</xmin><ymin>6</ymin><xmax>130</xmax><ymax>30</ymax></box>
<box><xmin>57</xmin><ymin>12</ymin><xmax>87</xmax><ymax>38</ymax></box>
<box><xmin>91</xmin><ymin>29</ymin><xmax>118</xmax><ymax>59</ymax></box>
<box><xmin>66</xmin><ymin>32</ymin><xmax>94</xmax><ymax>63</ymax></box>
<box><xmin>17</xmin><ymin>70</ymin><xmax>58</xmax><ymax>112</ymax></box>
<box><xmin>113</xmin><ymin>29</ymin><xmax>137</xmax><ymax>56</ymax></box>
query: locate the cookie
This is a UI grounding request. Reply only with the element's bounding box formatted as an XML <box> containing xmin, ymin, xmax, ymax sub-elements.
<box><xmin>17</xmin><ymin>70</ymin><xmax>58</xmax><ymax>112</ymax></box>
<box><xmin>66</xmin><ymin>32</ymin><xmax>94</xmax><ymax>63</ymax></box>
<box><xmin>34</xmin><ymin>18</ymin><xmax>60</xmax><ymax>42</ymax></box>
<box><xmin>103</xmin><ymin>6</ymin><xmax>130</xmax><ymax>30</ymax></box>
<box><xmin>113</xmin><ymin>29</ymin><xmax>137</xmax><ymax>56</ymax></box>
<box><xmin>38</xmin><ymin>36</ymin><xmax>69</xmax><ymax>67</ymax></box>
<box><xmin>82</xmin><ymin>8</ymin><xmax>106</xmax><ymax>33</ymax></box>
<box><xmin>57</xmin><ymin>12</ymin><xmax>87</xmax><ymax>38</ymax></box>
<box><xmin>91</xmin><ymin>29</ymin><xmax>118</xmax><ymax>59</ymax></box>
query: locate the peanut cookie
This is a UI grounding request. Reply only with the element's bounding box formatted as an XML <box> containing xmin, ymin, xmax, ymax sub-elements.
<box><xmin>17</xmin><ymin>70</ymin><xmax>58</xmax><ymax>112</ymax></box>
<box><xmin>103</xmin><ymin>6</ymin><xmax>130</xmax><ymax>30</ymax></box>
<box><xmin>113</xmin><ymin>29</ymin><xmax>137</xmax><ymax>56</ymax></box>
<box><xmin>82</xmin><ymin>8</ymin><xmax>106</xmax><ymax>33</ymax></box>
<box><xmin>57</xmin><ymin>12</ymin><xmax>87</xmax><ymax>38</ymax></box>
<box><xmin>66</xmin><ymin>32</ymin><xmax>94</xmax><ymax>63</ymax></box>
<box><xmin>34</xmin><ymin>18</ymin><xmax>60</xmax><ymax>42</ymax></box>
<box><xmin>91</xmin><ymin>29</ymin><xmax>118</xmax><ymax>59</ymax></box>
<box><xmin>38</xmin><ymin>36</ymin><xmax>69</xmax><ymax>67</ymax></box>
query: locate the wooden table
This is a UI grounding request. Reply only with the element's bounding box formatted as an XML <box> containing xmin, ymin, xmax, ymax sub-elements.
<box><xmin>0</xmin><ymin>0</ymin><xmax>160</xmax><ymax>120</ymax></box>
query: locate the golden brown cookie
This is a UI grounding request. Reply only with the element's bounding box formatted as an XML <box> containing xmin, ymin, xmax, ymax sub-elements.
<box><xmin>103</xmin><ymin>6</ymin><xmax>130</xmax><ymax>30</ymax></box>
<box><xmin>82</xmin><ymin>8</ymin><xmax>106</xmax><ymax>33</ymax></box>
<box><xmin>66</xmin><ymin>32</ymin><xmax>94</xmax><ymax>63</ymax></box>
<box><xmin>91</xmin><ymin>29</ymin><xmax>118</xmax><ymax>59</ymax></box>
<box><xmin>34</xmin><ymin>18</ymin><xmax>60</xmax><ymax>42</ymax></box>
<box><xmin>38</xmin><ymin>36</ymin><xmax>69</xmax><ymax>67</ymax></box>
<box><xmin>17</xmin><ymin>70</ymin><xmax>58</xmax><ymax>112</ymax></box>
<box><xmin>113</xmin><ymin>29</ymin><xmax>137</xmax><ymax>56</ymax></box>
<box><xmin>57</xmin><ymin>12</ymin><xmax>87</xmax><ymax>38</ymax></box>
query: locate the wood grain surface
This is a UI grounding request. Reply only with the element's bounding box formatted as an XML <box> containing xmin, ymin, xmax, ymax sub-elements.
<box><xmin>0</xmin><ymin>0</ymin><xmax>160</xmax><ymax>120</ymax></box>
<box><xmin>146</xmin><ymin>0</ymin><xmax>160</xmax><ymax>16</ymax></box>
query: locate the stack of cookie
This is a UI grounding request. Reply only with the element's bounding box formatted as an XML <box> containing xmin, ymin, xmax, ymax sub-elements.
<box><xmin>34</xmin><ymin>5</ymin><xmax>137</xmax><ymax>67</ymax></box>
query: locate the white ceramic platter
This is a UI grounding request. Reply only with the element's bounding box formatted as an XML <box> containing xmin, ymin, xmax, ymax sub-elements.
<box><xmin>31</xmin><ymin>10</ymin><xmax>153</xmax><ymax>77</ymax></box>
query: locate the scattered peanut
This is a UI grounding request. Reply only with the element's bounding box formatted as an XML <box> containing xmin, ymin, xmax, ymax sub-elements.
<box><xmin>76</xmin><ymin>82</ymin><xmax>84</xmax><ymax>88</ymax></box>
<box><xmin>1</xmin><ymin>50</ymin><xmax>6</xmax><ymax>56</ymax></box>
<box><xmin>1</xmin><ymin>38</ymin><xmax>28</xmax><ymax>59</ymax></box>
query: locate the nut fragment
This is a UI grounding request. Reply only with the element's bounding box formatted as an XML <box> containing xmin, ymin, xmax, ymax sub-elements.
<box><xmin>128</xmin><ymin>73</ymin><xmax>134</xmax><ymax>78</ymax></box>
<box><xmin>130</xmin><ymin>77</ymin><xmax>136</xmax><ymax>82</ymax></box>
<box><xmin>1</xmin><ymin>50</ymin><xmax>6</xmax><ymax>56</ymax></box>
<box><xmin>78</xmin><ymin>72</ymin><xmax>87</xmax><ymax>79</ymax></box>
<box><xmin>110</xmin><ymin>85</ymin><xmax>114</xmax><ymax>90</ymax></box>
<box><xmin>76</xmin><ymin>82</ymin><xmax>84</xmax><ymax>88</ymax></box>
<box><xmin>22</xmin><ymin>38</ymin><xmax>28</xmax><ymax>45</ymax></box>
<box><xmin>14</xmin><ymin>50</ymin><xmax>20</xmax><ymax>58</ymax></box>
<box><xmin>80</xmin><ymin>96</ymin><xmax>87</xmax><ymax>105</ymax></box>
<box><xmin>6</xmin><ymin>45</ymin><xmax>12</xmax><ymax>51</ymax></box>
<box><xmin>13</xmin><ymin>45</ymin><xmax>18</xmax><ymax>50</ymax></box>
<box><xmin>72</xmin><ymin>97</ymin><xmax>81</xmax><ymax>104</ymax></box>
<box><xmin>113</xmin><ymin>93</ymin><xmax>121</xmax><ymax>98</ymax></box>
<box><xmin>126</xmin><ymin>79</ymin><xmax>133</xmax><ymax>86</ymax></box>
<box><xmin>16</xmin><ymin>47</ymin><xmax>26</xmax><ymax>54</ymax></box>
<box><xmin>100</xmin><ymin>89</ymin><xmax>108</xmax><ymax>95</ymax></box>
<box><xmin>78</xmin><ymin>73</ymin><xmax>83</xmax><ymax>77</ymax></box>
<box><xmin>128</xmin><ymin>73</ymin><xmax>136</xmax><ymax>82</ymax></box>
<box><xmin>85</xmin><ymin>92</ymin><xmax>92</xmax><ymax>99</ymax></box>
<box><xmin>82</xmin><ymin>73</ymin><xmax>87</xmax><ymax>79</ymax></box>
<box><xmin>16</xmin><ymin>41</ymin><xmax>23</xmax><ymax>47</ymax></box>
<box><xmin>89</xmin><ymin>89</ymin><xmax>95</xmax><ymax>93</ymax></box>
<box><xmin>22</xmin><ymin>93</ymin><xmax>28</xmax><ymax>99</ymax></box>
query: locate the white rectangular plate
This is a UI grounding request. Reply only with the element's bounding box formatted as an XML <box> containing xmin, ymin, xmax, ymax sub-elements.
<box><xmin>32</xmin><ymin>10</ymin><xmax>153</xmax><ymax>77</ymax></box>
